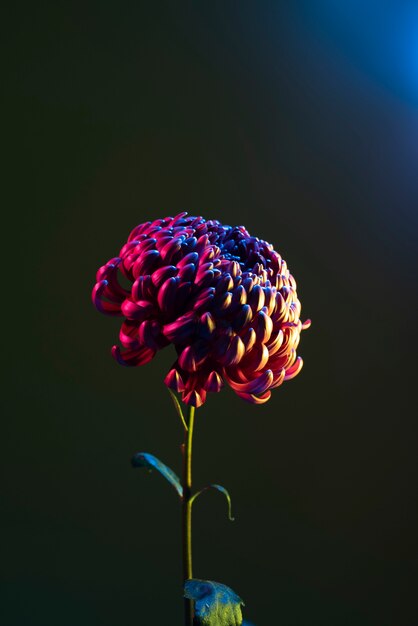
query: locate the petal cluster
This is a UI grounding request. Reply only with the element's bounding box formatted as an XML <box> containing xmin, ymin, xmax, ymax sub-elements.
<box><xmin>92</xmin><ymin>212</ymin><xmax>310</xmax><ymax>407</ymax></box>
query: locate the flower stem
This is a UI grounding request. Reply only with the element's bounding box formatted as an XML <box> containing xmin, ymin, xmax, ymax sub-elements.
<box><xmin>182</xmin><ymin>405</ymin><xmax>195</xmax><ymax>626</ymax></box>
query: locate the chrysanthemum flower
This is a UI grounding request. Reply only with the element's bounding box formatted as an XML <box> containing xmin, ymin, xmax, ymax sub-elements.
<box><xmin>92</xmin><ymin>212</ymin><xmax>310</xmax><ymax>407</ymax></box>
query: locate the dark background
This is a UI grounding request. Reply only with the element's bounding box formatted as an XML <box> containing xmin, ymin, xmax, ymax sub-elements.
<box><xmin>3</xmin><ymin>2</ymin><xmax>418</xmax><ymax>625</ymax></box>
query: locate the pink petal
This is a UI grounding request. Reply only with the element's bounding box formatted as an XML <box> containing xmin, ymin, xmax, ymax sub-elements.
<box><xmin>121</xmin><ymin>299</ymin><xmax>153</xmax><ymax>321</ymax></box>
<box><xmin>198</xmin><ymin>312</ymin><xmax>216</xmax><ymax>338</ymax></box>
<box><xmin>182</xmin><ymin>388</ymin><xmax>206</xmax><ymax>408</ymax></box>
<box><xmin>158</xmin><ymin>277</ymin><xmax>179</xmax><ymax>315</ymax></box>
<box><xmin>160</xmin><ymin>237</ymin><xmax>182</xmax><ymax>263</ymax></box>
<box><xmin>111</xmin><ymin>345</ymin><xmax>155</xmax><ymax>366</ymax></box>
<box><xmin>132</xmin><ymin>250</ymin><xmax>160</xmax><ymax>279</ymax></box>
<box><xmin>92</xmin><ymin>281</ymin><xmax>122</xmax><ymax>316</ymax></box>
<box><xmin>164</xmin><ymin>368</ymin><xmax>186</xmax><ymax>392</ymax></box>
<box><xmin>177</xmin><ymin>252</ymin><xmax>199</xmax><ymax>268</ymax></box>
<box><xmin>151</xmin><ymin>265</ymin><xmax>178</xmax><ymax>288</ymax></box>
<box><xmin>178</xmin><ymin>345</ymin><xmax>197</xmax><ymax>372</ymax></box>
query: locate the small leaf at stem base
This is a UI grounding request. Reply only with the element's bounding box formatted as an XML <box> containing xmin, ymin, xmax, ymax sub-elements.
<box><xmin>184</xmin><ymin>579</ymin><xmax>244</xmax><ymax>626</ymax></box>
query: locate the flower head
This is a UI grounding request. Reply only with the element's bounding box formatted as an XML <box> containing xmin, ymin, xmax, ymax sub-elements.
<box><xmin>92</xmin><ymin>212</ymin><xmax>310</xmax><ymax>407</ymax></box>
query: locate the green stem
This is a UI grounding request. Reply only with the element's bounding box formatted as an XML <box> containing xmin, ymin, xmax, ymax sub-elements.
<box><xmin>182</xmin><ymin>405</ymin><xmax>195</xmax><ymax>626</ymax></box>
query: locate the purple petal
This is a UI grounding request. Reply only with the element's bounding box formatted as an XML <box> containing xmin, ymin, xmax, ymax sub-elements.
<box><xmin>158</xmin><ymin>277</ymin><xmax>179</xmax><ymax>315</ymax></box>
<box><xmin>232</xmin><ymin>304</ymin><xmax>252</xmax><ymax>331</ymax></box>
<box><xmin>203</xmin><ymin>371</ymin><xmax>224</xmax><ymax>392</ymax></box>
<box><xmin>222</xmin><ymin>334</ymin><xmax>246</xmax><ymax>366</ymax></box>
<box><xmin>121</xmin><ymin>299</ymin><xmax>153</xmax><ymax>320</ymax></box>
<box><xmin>92</xmin><ymin>281</ymin><xmax>122</xmax><ymax>316</ymax></box>
<box><xmin>132</xmin><ymin>250</ymin><xmax>160</xmax><ymax>278</ymax></box>
<box><xmin>163</xmin><ymin>312</ymin><xmax>197</xmax><ymax>343</ymax></box>
<box><xmin>164</xmin><ymin>368</ymin><xmax>186</xmax><ymax>392</ymax></box>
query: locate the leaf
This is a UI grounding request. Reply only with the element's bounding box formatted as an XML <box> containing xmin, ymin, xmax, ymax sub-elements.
<box><xmin>168</xmin><ymin>388</ymin><xmax>188</xmax><ymax>431</ymax></box>
<box><xmin>184</xmin><ymin>579</ymin><xmax>244</xmax><ymax>626</ymax></box>
<box><xmin>131</xmin><ymin>452</ymin><xmax>183</xmax><ymax>498</ymax></box>
<box><xmin>190</xmin><ymin>484</ymin><xmax>235</xmax><ymax>521</ymax></box>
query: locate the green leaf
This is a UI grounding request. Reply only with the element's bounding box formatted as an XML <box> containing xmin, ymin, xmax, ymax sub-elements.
<box><xmin>168</xmin><ymin>388</ymin><xmax>188</xmax><ymax>431</ymax></box>
<box><xmin>131</xmin><ymin>452</ymin><xmax>182</xmax><ymax>498</ymax></box>
<box><xmin>190</xmin><ymin>484</ymin><xmax>235</xmax><ymax>521</ymax></box>
<box><xmin>184</xmin><ymin>579</ymin><xmax>244</xmax><ymax>626</ymax></box>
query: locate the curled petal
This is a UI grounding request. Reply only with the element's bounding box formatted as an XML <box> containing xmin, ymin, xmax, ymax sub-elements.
<box><xmin>242</xmin><ymin>343</ymin><xmax>269</xmax><ymax>372</ymax></box>
<box><xmin>174</xmin><ymin>281</ymin><xmax>192</xmax><ymax>311</ymax></box>
<box><xmin>119</xmin><ymin>321</ymin><xmax>140</xmax><ymax>349</ymax></box>
<box><xmin>241</xmin><ymin>327</ymin><xmax>256</xmax><ymax>352</ymax></box>
<box><xmin>195</xmin><ymin>269</ymin><xmax>214</xmax><ymax>288</ymax></box>
<box><xmin>222</xmin><ymin>335</ymin><xmax>246</xmax><ymax>366</ymax></box>
<box><xmin>236</xmin><ymin>389</ymin><xmax>272</xmax><ymax>404</ymax></box>
<box><xmin>177</xmin><ymin>251</ymin><xmax>199</xmax><ymax>268</ymax></box>
<box><xmin>131</xmin><ymin>275</ymin><xmax>154</xmax><ymax>301</ymax></box>
<box><xmin>182</xmin><ymin>388</ymin><xmax>207</xmax><ymax>408</ymax></box>
<box><xmin>248</xmin><ymin>284</ymin><xmax>265</xmax><ymax>313</ymax></box>
<box><xmin>164</xmin><ymin>367</ymin><xmax>186</xmax><ymax>392</ymax></box>
<box><xmin>119</xmin><ymin>240</ymin><xmax>143</xmax><ymax>258</ymax></box>
<box><xmin>138</xmin><ymin>320</ymin><xmax>163</xmax><ymax>350</ymax></box>
<box><xmin>92</xmin><ymin>281</ymin><xmax>122</xmax><ymax>316</ymax></box>
<box><xmin>266</xmin><ymin>329</ymin><xmax>284</xmax><ymax>356</ymax></box>
<box><xmin>163</xmin><ymin>312</ymin><xmax>197</xmax><ymax>343</ymax></box>
<box><xmin>178</xmin><ymin>345</ymin><xmax>197</xmax><ymax>372</ymax></box>
<box><xmin>242</xmin><ymin>276</ymin><xmax>254</xmax><ymax>293</ymax></box>
<box><xmin>128</xmin><ymin>221</ymin><xmax>151</xmax><ymax>241</ymax></box>
<box><xmin>96</xmin><ymin>258</ymin><xmax>128</xmax><ymax>300</ymax></box>
<box><xmin>121</xmin><ymin>299</ymin><xmax>153</xmax><ymax>321</ymax></box>
<box><xmin>111</xmin><ymin>345</ymin><xmax>155</xmax><ymax>366</ymax></box>
<box><xmin>195</xmin><ymin>234</ymin><xmax>209</xmax><ymax>255</ymax></box>
<box><xmin>215</xmin><ymin>273</ymin><xmax>234</xmax><ymax>294</ymax></box>
<box><xmin>232</xmin><ymin>304</ymin><xmax>253</xmax><ymax>332</ymax></box>
<box><xmin>270</xmin><ymin>368</ymin><xmax>286</xmax><ymax>389</ymax></box>
<box><xmin>284</xmin><ymin>356</ymin><xmax>304</xmax><ymax>380</ymax></box>
<box><xmin>203</xmin><ymin>371</ymin><xmax>224</xmax><ymax>392</ymax></box>
<box><xmin>158</xmin><ymin>277</ymin><xmax>179</xmax><ymax>315</ymax></box>
<box><xmin>161</xmin><ymin>237</ymin><xmax>182</xmax><ymax>263</ymax></box>
<box><xmin>254</xmin><ymin>310</ymin><xmax>273</xmax><ymax>344</ymax></box>
<box><xmin>132</xmin><ymin>250</ymin><xmax>160</xmax><ymax>278</ymax></box>
<box><xmin>224</xmin><ymin>369</ymin><xmax>273</xmax><ymax>394</ymax></box>
<box><xmin>151</xmin><ymin>265</ymin><xmax>178</xmax><ymax>288</ymax></box>
<box><xmin>198</xmin><ymin>312</ymin><xmax>216</xmax><ymax>338</ymax></box>
<box><xmin>271</xmin><ymin>291</ymin><xmax>286</xmax><ymax>322</ymax></box>
<box><xmin>229</xmin><ymin>260</ymin><xmax>241</xmax><ymax>277</ymax></box>
<box><xmin>193</xmin><ymin>288</ymin><xmax>215</xmax><ymax>312</ymax></box>
<box><xmin>229</xmin><ymin>285</ymin><xmax>247</xmax><ymax>312</ymax></box>
<box><xmin>215</xmin><ymin>291</ymin><xmax>232</xmax><ymax>311</ymax></box>
<box><xmin>263</xmin><ymin>287</ymin><xmax>276</xmax><ymax>316</ymax></box>
<box><xmin>302</xmin><ymin>318</ymin><xmax>312</xmax><ymax>330</ymax></box>
<box><xmin>178</xmin><ymin>263</ymin><xmax>196</xmax><ymax>282</ymax></box>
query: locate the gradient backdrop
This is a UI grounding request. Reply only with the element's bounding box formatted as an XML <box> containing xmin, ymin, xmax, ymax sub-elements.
<box><xmin>3</xmin><ymin>2</ymin><xmax>418</xmax><ymax>625</ymax></box>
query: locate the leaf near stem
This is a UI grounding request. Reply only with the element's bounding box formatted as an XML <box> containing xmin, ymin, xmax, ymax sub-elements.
<box><xmin>190</xmin><ymin>484</ymin><xmax>235</xmax><ymax>521</ymax></box>
<box><xmin>131</xmin><ymin>452</ymin><xmax>183</xmax><ymax>498</ymax></box>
